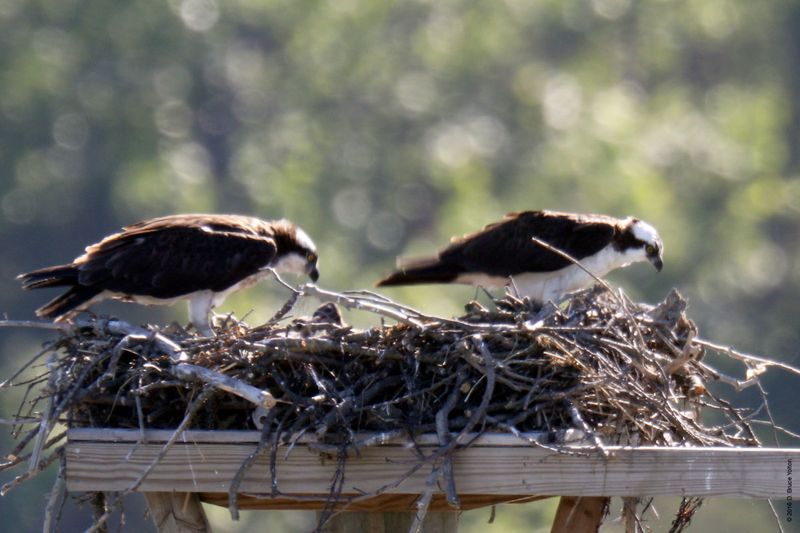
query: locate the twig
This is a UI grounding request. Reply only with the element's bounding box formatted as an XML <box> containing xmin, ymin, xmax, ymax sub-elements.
<box><xmin>300</xmin><ymin>284</ymin><xmax>426</xmax><ymax>327</ymax></box>
<box><xmin>104</xmin><ymin>333</ymin><xmax>149</xmax><ymax>381</ymax></box>
<box><xmin>228</xmin><ymin>409</ymin><xmax>277</xmax><ymax>520</ymax></box>
<box><xmin>416</xmin><ymin>338</ymin><xmax>497</xmax><ymax>468</ymax></box>
<box><xmin>0</xmin><ymin>430</ymin><xmax>67</xmax><ymax>474</ymax></box>
<box><xmin>529</xmin><ymin>236</ymin><xmax>647</xmax><ymax>350</ymax></box>
<box><xmin>315</xmin><ymin>446</ymin><xmax>348</xmax><ymax>532</ymax></box>
<box><xmin>1</xmin><ymin>448</ymin><xmax>63</xmax><ymax>496</ymax></box>
<box><xmin>622</xmin><ymin>497</ymin><xmax>640</xmax><ymax>533</ymax></box>
<box><xmin>0</xmin><ymin>417</ymin><xmax>41</xmax><ymax>425</ymax></box>
<box><xmin>696</xmin><ymin>361</ymin><xmax>759</xmax><ymax>391</ymax></box>
<box><xmin>131</xmin><ymin>388</ymin><xmax>215</xmax><ymax>494</ymax></box>
<box><xmin>89</xmin><ymin>493</ymin><xmax>108</xmax><ymax>533</ymax></box>
<box><xmin>695</xmin><ymin>338</ymin><xmax>800</xmax><ymax>378</ymax></box>
<box><xmin>174</xmin><ymin>363</ymin><xmax>276</xmax><ymax>408</ymax></box>
<box><xmin>766</xmin><ymin>499</ymin><xmax>787</xmax><ymax>533</ymax></box>
<box><xmin>435</xmin><ymin>367</ymin><xmax>467</xmax><ymax>509</ymax></box>
<box><xmin>42</xmin><ymin>453</ymin><xmax>66</xmax><ymax>533</ymax></box>
<box><xmin>263</xmin><ymin>267</ymin><xmax>301</xmax><ymax>295</ymax></box>
<box><xmin>266</xmin><ymin>291</ymin><xmax>300</xmax><ymax>325</ymax></box>
<box><xmin>134</xmin><ymin>377</ymin><xmax>147</xmax><ymax>444</ymax></box>
<box><xmin>0</xmin><ymin>320</ymin><xmax>70</xmax><ymax>331</ymax></box>
<box><xmin>0</xmin><ymin>343</ymin><xmax>56</xmax><ymax>389</ymax></box>
<box><xmin>408</xmin><ymin>466</ymin><xmax>441</xmax><ymax>533</ymax></box>
<box><xmin>28</xmin><ymin>353</ymin><xmax>58</xmax><ymax>474</ymax></box>
<box><xmin>565</xmin><ymin>399</ymin><xmax>608</xmax><ymax>457</ymax></box>
<box><xmin>84</xmin><ymin>388</ymin><xmax>215</xmax><ymax>533</ymax></box>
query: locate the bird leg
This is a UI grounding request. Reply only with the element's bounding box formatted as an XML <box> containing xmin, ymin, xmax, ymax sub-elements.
<box><xmin>188</xmin><ymin>292</ymin><xmax>215</xmax><ymax>336</ymax></box>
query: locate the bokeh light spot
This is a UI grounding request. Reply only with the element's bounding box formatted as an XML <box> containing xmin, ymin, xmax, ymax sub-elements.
<box><xmin>52</xmin><ymin>113</ymin><xmax>89</xmax><ymax>150</ymax></box>
<box><xmin>543</xmin><ymin>74</ymin><xmax>582</xmax><ymax>130</ymax></box>
<box><xmin>333</xmin><ymin>188</ymin><xmax>372</xmax><ymax>229</ymax></box>
<box><xmin>179</xmin><ymin>0</ymin><xmax>219</xmax><ymax>32</ymax></box>
<box><xmin>591</xmin><ymin>0</ymin><xmax>631</xmax><ymax>20</ymax></box>
<box><xmin>366</xmin><ymin>212</ymin><xmax>405</xmax><ymax>251</ymax></box>
<box><xmin>155</xmin><ymin>100</ymin><xmax>193</xmax><ymax>138</ymax></box>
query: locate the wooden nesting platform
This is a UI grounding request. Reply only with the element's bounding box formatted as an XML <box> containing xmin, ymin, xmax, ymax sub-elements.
<box><xmin>6</xmin><ymin>287</ymin><xmax>799</xmax><ymax>532</ymax></box>
<box><xmin>65</xmin><ymin>428</ymin><xmax>800</xmax><ymax>531</ymax></box>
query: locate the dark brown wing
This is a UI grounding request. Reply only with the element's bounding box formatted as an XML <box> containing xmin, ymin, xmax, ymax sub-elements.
<box><xmin>439</xmin><ymin>211</ymin><xmax>617</xmax><ymax>276</ymax></box>
<box><xmin>121</xmin><ymin>213</ymin><xmax>266</xmax><ymax>232</ymax></box>
<box><xmin>76</xmin><ymin>220</ymin><xmax>278</xmax><ymax>299</ymax></box>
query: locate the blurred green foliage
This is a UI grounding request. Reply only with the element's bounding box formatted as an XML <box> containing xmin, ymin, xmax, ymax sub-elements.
<box><xmin>1</xmin><ymin>0</ymin><xmax>799</xmax><ymax>531</ymax></box>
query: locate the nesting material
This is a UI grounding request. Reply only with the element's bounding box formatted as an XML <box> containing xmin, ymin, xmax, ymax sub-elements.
<box><xmin>0</xmin><ymin>284</ymin><xmax>779</xmax><ymax>531</ymax></box>
<box><xmin>52</xmin><ymin>287</ymin><xmax>749</xmax><ymax>446</ymax></box>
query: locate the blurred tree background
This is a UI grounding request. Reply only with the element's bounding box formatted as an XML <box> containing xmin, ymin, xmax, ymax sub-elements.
<box><xmin>0</xmin><ymin>0</ymin><xmax>799</xmax><ymax>531</ymax></box>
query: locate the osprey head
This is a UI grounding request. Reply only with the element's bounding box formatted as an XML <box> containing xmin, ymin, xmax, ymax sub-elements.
<box><xmin>271</xmin><ymin>222</ymin><xmax>320</xmax><ymax>282</ymax></box>
<box><xmin>621</xmin><ymin>218</ymin><xmax>664</xmax><ymax>272</ymax></box>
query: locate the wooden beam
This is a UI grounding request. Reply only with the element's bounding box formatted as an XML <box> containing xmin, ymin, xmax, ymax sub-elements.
<box><xmin>144</xmin><ymin>492</ymin><xmax>210</xmax><ymax>533</ymax></box>
<box><xmin>550</xmin><ymin>497</ymin><xmax>608</xmax><ymax>533</ymax></box>
<box><xmin>317</xmin><ymin>511</ymin><xmax>458</xmax><ymax>533</ymax></box>
<box><xmin>66</xmin><ymin>428</ymin><xmax>586</xmax><ymax>445</ymax></box>
<box><xmin>66</xmin><ymin>429</ymin><xmax>800</xmax><ymax>499</ymax></box>
<box><xmin>198</xmin><ymin>493</ymin><xmax>549</xmax><ymax>511</ymax></box>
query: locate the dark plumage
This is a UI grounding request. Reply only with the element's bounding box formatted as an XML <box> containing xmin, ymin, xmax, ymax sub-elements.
<box><xmin>18</xmin><ymin>214</ymin><xmax>319</xmax><ymax>334</ymax></box>
<box><xmin>376</xmin><ymin>210</ymin><xmax>663</xmax><ymax>302</ymax></box>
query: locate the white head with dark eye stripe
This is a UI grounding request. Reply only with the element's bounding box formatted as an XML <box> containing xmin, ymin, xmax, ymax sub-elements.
<box><xmin>270</xmin><ymin>224</ymin><xmax>320</xmax><ymax>281</ymax></box>
<box><xmin>616</xmin><ymin>218</ymin><xmax>664</xmax><ymax>271</ymax></box>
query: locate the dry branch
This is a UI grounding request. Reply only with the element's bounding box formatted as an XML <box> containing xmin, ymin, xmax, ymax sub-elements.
<box><xmin>174</xmin><ymin>364</ymin><xmax>276</xmax><ymax>409</ymax></box>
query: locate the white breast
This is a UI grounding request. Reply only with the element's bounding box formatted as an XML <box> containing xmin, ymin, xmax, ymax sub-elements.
<box><xmin>208</xmin><ymin>268</ymin><xmax>275</xmax><ymax>306</ymax></box>
<box><xmin>512</xmin><ymin>244</ymin><xmax>643</xmax><ymax>301</ymax></box>
<box><xmin>453</xmin><ymin>273</ymin><xmax>509</xmax><ymax>289</ymax></box>
<box><xmin>444</xmin><ymin>244</ymin><xmax>647</xmax><ymax>302</ymax></box>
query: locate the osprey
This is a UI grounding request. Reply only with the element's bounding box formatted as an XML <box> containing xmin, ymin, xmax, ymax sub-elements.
<box><xmin>18</xmin><ymin>214</ymin><xmax>320</xmax><ymax>335</ymax></box>
<box><xmin>376</xmin><ymin>210</ymin><xmax>663</xmax><ymax>302</ymax></box>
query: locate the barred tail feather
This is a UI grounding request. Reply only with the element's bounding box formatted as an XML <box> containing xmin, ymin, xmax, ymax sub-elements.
<box><xmin>17</xmin><ymin>264</ymin><xmax>79</xmax><ymax>290</ymax></box>
<box><xmin>376</xmin><ymin>258</ymin><xmax>459</xmax><ymax>287</ymax></box>
<box><xmin>36</xmin><ymin>286</ymin><xmax>102</xmax><ymax>320</ymax></box>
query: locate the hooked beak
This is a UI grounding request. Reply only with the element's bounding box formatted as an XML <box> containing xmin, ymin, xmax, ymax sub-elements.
<box><xmin>649</xmin><ymin>255</ymin><xmax>663</xmax><ymax>272</ymax></box>
<box><xmin>308</xmin><ymin>266</ymin><xmax>320</xmax><ymax>282</ymax></box>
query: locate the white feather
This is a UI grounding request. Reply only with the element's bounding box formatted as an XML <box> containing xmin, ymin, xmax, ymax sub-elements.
<box><xmin>631</xmin><ymin>219</ymin><xmax>660</xmax><ymax>245</ymax></box>
<box><xmin>455</xmin><ymin>243</ymin><xmax>649</xmax><ymax>302</ymax></box>
<box><xmin>293</xmin><ymin>227</ymin><xmax>316</xmax><ymax>253</ymax></box>
<box><xmin>272</xmin><ymin>252</ymin><xmax>309</xmax><ymax>276</ymax></box>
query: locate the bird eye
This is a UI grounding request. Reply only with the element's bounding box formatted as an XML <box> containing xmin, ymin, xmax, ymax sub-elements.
<box><xmin>307</xmin><ymin>252</ymin><xmax>317</xmax><ymax>263</ymax></box>
<box><xmin>645</xmin><ymin>244</ymin><xmax>656</xmax><ymax>255</ymax></box>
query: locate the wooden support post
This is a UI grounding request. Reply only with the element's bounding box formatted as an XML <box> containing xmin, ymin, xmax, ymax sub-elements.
<box><xmin>550</xmin><ymin>496</ymin><xmax>608</xmax><ymax>533</ymax></box>
<box><xmin>317</xmin><ymin>511</ymin><xmax>458</xmax><ymax>533</ymax></box>
<box><xmin>144</xmin><ymin>492</ymin><xmax>211</xmax><ymax>533</ymax></box>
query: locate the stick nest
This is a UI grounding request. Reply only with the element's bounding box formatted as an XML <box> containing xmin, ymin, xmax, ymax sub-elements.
<box><xmin>2</xmin><ymin>284</ymin><xmax>778</xmax><ymax>532</ymax></box>
<box><xmin>58</xmin><ymin>287</ymin><xmax>750</xmax><ymax>446</ymax></box>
